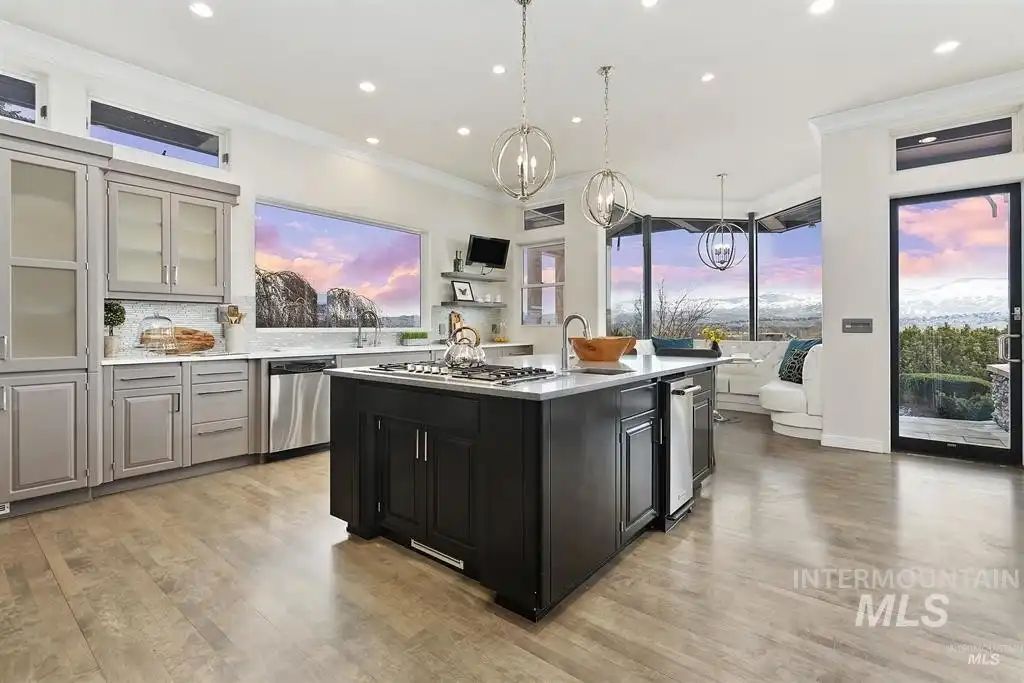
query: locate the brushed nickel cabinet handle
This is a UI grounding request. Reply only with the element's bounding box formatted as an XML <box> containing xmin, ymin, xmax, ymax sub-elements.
<box><xmin>171</xmin><ymin>265</ymin><xmax>179</xmax><ymax>285</ymax></box>
<box><xmin>0</xmin><ymin>386</ymin><xmax>7</xmax><ymax>412</ymax></box>
<box><xmin>423</xmin><ymin>430</ymin><xmax>428</xmax><ymax>463</ymax></box>
<box><xmin>196</xmin><ymin>388</ymin><xmax>244</xmax><ymax>395</ymax></box>
<box><xmin>0</xmin><ymin>335</ymin><xmax>8</xmax><ymax>361</ymax></box>
<box><xmin>197</xmin><ymin>425</ymin><xmax>244</xmax><ymax>435</ymax></box>
<box><xmin>119</xmin><ymin>374</ymin><xmax>177</xmax><ymax>382</ymax></box>
<box><xmin>415</xmin><ymin>428</ymin><xmax>420</xmax><ymax>460</ymax></box>
<box><xmin>161</xmin><ymin>265</ymin><xmax>168</xmax><ymax>284</ymax></box>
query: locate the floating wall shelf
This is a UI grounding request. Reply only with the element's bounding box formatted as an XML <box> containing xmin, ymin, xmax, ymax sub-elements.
<box><xmin>441</xmin><ymin>271</ymin><xmax>507</xmax><ymax>283</ymax></box>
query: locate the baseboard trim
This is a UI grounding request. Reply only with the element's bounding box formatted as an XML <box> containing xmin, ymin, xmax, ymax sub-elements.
<box><xmin>821</xmin><ymin>434</ymin><xmax>889</xmax><ymax>453</ymax></box>
<box><xmin>94</xmin><ymin>454</ymin><xmax>260</xmax><ymax>498</ymax></box>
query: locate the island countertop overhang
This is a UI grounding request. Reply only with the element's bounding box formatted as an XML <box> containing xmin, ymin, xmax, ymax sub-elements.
<box><xmin>324</xmin><ymin>353</ymin><xmax>729</xmax><ymax>400</ymax></box>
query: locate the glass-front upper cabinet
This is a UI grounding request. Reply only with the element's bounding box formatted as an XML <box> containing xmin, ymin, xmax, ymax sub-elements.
<box><xmin>0</xmin><ymin>150</ymin><xmax>88</xmax><ymax>372</ymax></box>
<box><xmin>107</xmin><ymin>183</ymin><xmax>172</xmax><ymax>294</ymax></box>
<box><xmin>107</xmin><ymin>175</ymin><xmax>230</xmax><ymax>302</ymax></box>
<box><xmin>170</xmin><ymin>195</ymin><xmax>223</xmax><ymax>297</ymax></box>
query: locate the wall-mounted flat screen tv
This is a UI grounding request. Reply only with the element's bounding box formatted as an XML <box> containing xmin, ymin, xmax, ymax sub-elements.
<box><xmin>466</xmin><ymin>235</ymin><xmax>510</xmax><ymax>269</ymax></box>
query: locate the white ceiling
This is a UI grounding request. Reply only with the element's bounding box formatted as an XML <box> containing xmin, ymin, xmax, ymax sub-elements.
<box><xmin>2</xmin><ymin>0</ymin><xmax>1023</xmax><ymax>201</ymax></box>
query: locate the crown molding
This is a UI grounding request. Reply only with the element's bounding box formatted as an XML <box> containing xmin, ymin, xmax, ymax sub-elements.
<box><xmin>0</xmin><ymin>21</ymin><xmax>506</xmax><ymax>204</ymax></box>
<box><xmin>811</xmin><ymin>68</ymin><xmax>1024</xmax><ymax>136</ymax></box>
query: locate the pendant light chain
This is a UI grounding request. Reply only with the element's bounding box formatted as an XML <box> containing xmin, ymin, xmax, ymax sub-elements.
<box><xmin>718</xmin><ymin>173</ymin><xmax>726</xmax><ymax>222</ymax></box>
<box><xmin>602</xmin><ymin>66</ymin><xmax>611</xmax><ymax>168</ymax></box>
<box><xmin>520</xmin><ymin>0</ymin><xmax>528</xmax><ymax>126</ymax></box>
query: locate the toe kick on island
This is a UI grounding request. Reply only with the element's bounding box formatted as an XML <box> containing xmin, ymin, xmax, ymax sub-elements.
<box><xmin>327</xmin><ymin>353</ymin><xmax>722</xmax><ymax>620</ymax></box>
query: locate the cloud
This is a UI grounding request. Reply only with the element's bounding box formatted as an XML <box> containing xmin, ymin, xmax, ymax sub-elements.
<box><xmin>900</xmin><ymin>195</ymin><xmax>1009</xmax><ymax>250</ymax></box>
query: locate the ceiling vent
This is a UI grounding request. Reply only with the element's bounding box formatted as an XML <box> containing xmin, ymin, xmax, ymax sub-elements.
<box><xmin>896</xmin><ymin>117</ymin><xmax>1012</xmax><ymax>171</ymax></box>
<box><xmin>524</xmin><ymin>203</ymin><xmax>565</xmax><ymax>230</ymax></box>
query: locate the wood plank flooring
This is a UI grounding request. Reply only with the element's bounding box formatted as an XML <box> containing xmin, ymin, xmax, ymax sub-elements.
<box><xmin>2</xmin><ymin>413</ymin><xmax>1023</xmax><ymax>682</ymax></box>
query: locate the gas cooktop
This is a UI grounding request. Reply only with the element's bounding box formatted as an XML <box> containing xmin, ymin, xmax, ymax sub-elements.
<box><xmin>366</xmin><ymin>361</ymin><xmax>556</xmax><ymax>386</ymax></box>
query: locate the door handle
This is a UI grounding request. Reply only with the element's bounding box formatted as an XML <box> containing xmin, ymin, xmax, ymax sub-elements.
<box><xmin>161</xmin><ymin>264</ymin><xmax>168</xmax><ymax>284</ymax></box>
<box><xmin>671</xmin><ymin>385</ymin><xmax>702</xmax><ymax>396</ymax></box>
<box><xmin>171</xmin><ymin>265</ymin><xmax>179</xmax><ymax>286</ymax></box>
<box><xmin>415</xmin><ymin>429</ymin><xmax>420</xmax><ymax>460</ymax></box>
<box><xmin>0</xmin><ymin>335</ymin><xmax>8</xmax><ymax>361</ymax></box>
<box><xmin>196</xmin><ymin>388</ymin><xmax>244</xmax><ymax>395</ymax></box>
<box><xmin>423</xmin><ymin>430</ymin><xmax>428</xmax><ymax>463</ymax></box>
<box><xmin>0</xmin><ymin>386</ymin><xmax>7</xmax><ymax>412</ymax></box>
<box><xmin>173</xmin><ymin>394</ymin><xmax>181</xmax><ymax>412</ymax></box>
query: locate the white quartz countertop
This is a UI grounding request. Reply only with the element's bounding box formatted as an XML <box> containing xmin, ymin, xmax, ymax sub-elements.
<box><xmin>99</xmin><ymin>342</ymin><xmax>533</xmax><ymax>366</ymax></box>
<box><xmin>325</xmin><ymin>353</ymin><xmax>730</xmax><ymax>400</ymax></box>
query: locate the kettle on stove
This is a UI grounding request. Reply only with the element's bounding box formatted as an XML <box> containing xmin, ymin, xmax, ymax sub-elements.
<box><xmin>443</xmin><ymin>325</ymin><xmax>486</xmax><ymax>369</ymax></box>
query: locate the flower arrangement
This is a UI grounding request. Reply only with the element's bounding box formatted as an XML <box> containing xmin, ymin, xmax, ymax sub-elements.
<box><xmin>700</xmin><ymin>326</ymin><xmax>727</xmax><ymax>344</ymax></box>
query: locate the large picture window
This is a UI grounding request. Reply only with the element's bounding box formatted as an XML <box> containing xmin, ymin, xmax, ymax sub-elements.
<box><xmin>254</xmin><ymin>203</ymin><xmax>422</xmax><ymax>328</ymax></box>
<box><xmin>607</xmin><ymin>199</ymin><xmax>821</xmax><ymax>341</ymax></box>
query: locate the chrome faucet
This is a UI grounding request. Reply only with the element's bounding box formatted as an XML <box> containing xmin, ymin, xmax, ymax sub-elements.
<box><xmin>356</xmin><ymin>309</ymin><xmax>380</xmax><ymax>348</ymax></box>
<box><xmin>561</xmin><ymin>314</ymin><xmax>591</xmax><ymax>371</ymax></box>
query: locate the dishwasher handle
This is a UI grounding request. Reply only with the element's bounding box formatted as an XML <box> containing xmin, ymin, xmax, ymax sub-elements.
<box><xmin>671</xmin><ymin>385</ymin><xmax>702</xmax><ymax>396</ymax></box>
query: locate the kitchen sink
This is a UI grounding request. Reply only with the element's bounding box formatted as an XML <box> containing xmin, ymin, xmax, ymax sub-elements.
<box><xmin>566</xmin><ymin>367</ymin><xmax>635</xmax><ymax>376</ymax></box>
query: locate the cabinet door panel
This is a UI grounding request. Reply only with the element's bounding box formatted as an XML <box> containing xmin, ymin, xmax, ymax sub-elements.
<box><xmin>378</xmin><ymin>418</ymin><xmax>424</xmax><ymax>538</ymax></box>
<box><xmin>621</xmin><ymin>413</ymin><xmax>657</xmax><ymax>544</ymax></box>
<box><xmin>693</xmin><ymin>394</ymin><xmax>714</xmax><ymax>485</ymax></box>
<box><xmin>113</xmin><ymin>388</ymin><xmax>183</xmax><ymax>478</ymax></box>
<box><xmin>170</xmin><ymin>195</ymin><xmax>223</xmax><ymax>297</ymax></box>
<box><xmin>107</xmin><ymin>184</ymin><xmax>171</xmax><ymax>294</ymax></box>
<box><xmin>0</xmin><ymin>374</ymin><xmax>87</xmax><ymax>502</ymax></box>
<box><xmin>426</xmin><ymin>430</ymin><xmax>475</xmax><ymax>556</ymax></box>
<box><xmin>0</xmin><ymin>151</ymin><xmax>88</xmax><ymax>372</ymax></box>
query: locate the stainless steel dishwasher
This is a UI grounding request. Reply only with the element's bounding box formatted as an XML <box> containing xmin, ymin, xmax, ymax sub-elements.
<box><xmin>269</xmin><ymin>357</ymin><xmax>336</xmax><ymax>452</ymax></box>
<box><xmin>662</xmin><ymin>375</ymin><xmax>700</xmax><ymax>520</ymax></box>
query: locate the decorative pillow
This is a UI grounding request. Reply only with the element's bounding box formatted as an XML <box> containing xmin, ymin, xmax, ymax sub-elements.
<box><xmin>652</xmin><ymin>337</ymin><xmax>694</xmax><ymax>351</ymax></box>
<box><xmin>778</xmin><ymin>338</ymin><xmax>821</xmax><ymax>384</ymax></box>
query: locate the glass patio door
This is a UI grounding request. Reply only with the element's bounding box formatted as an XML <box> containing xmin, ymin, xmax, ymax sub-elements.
<box><xmin>891</xmin><ymin>185</ymin><xmax>1021</xmax><ymax>465</ymax></box>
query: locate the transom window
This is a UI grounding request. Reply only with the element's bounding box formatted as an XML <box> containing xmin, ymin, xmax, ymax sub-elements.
<box><xmin>0</xmin><ymin>73</ymin><xmax>36</xmax><ymax>124</ymax></box>
<box><xmin>89</xmin><ymin>101</ymin><xmax>222</xmax><ymax>168</ymax></box>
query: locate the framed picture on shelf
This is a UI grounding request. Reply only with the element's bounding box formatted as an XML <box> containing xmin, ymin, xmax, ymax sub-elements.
<box><xmin>451</xmin><ymin>280</ymin><xmax>475</xmax><ymax>302</ymax></box>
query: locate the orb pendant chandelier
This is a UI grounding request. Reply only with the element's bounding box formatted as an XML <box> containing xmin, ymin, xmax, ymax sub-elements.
<box><xmin>581</xmin><ymin>66</ymin><xmax>635</xmax><ymax>229</ymax></box>
<box><xmin>491</xmin><ymin>0</ymin><xmax>556</xmax><ymax>201</ymax></box>
<box><xmin>698</xmin><ymin>173</ymin><xmax>748</xmax><ymax>271</ymax></box>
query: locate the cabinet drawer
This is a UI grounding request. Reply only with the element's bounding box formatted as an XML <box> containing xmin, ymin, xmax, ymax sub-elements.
<box><xmin>688</xmin><ymin>370</ymin><xmax>715</xmax><ymax>395</ymax></box>
<box><xmin>620</xmin><ymin>382</ymin><xmax>657</xmax><ymax>419</ymax></box>
<box><xmin>191</xmin><ymin>418</ymin><xmax>248</xmax><ymax>464</ymax></box>
<box><xmin>112</xmin><ymin>364</ymin><xmax>182</xmax><ymax>390</ymax></box>
<box><xmin>191</xmin><ymin>381</ymin><xmax>248</xmax><ymax>423</ymax></box>
<box><xmin>191</xmin><ymin>360</ymin><xmax>248</xmax><ymax>384</ymax></box>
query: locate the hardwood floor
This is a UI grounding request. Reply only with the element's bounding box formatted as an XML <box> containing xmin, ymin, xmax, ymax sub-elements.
<box><xmin>2</xmin><ymin>414</ymin><xmax>1023</xmax><ymax>682</ymax></box>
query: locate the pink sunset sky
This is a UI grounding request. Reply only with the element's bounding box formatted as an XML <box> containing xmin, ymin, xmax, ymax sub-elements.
<box><xmin>255</xmin><ymin>203</ymin><xmax>421</xmax><ymax>316</ymax></box>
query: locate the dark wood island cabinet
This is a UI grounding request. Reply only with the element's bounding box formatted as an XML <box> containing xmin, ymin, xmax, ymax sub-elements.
<box><xmin>328</xmin><ymin>355</ymin><xmax>723</xmax><ymax>620</ymax></box>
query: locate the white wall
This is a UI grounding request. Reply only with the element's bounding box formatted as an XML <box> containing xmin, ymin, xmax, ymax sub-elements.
<box><xmin>0</xmin><ymin>22</ymin><xmax>519</xmax><ymax>341</ymax></box>
<box><xmin>813</xmin><ymin>70</ymin><xmax>1024</xmax><ymax>454</ymax></box>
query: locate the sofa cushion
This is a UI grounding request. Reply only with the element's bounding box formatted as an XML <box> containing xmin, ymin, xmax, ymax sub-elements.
<box><xmin>652</xmin><ymin>336</ymin><xmax>694</xmax><ymax>351</ymax></box>
<box><xmin>729</xmin><ymin>374</ymin><xmax>768</xmax><ymax>396</ymax></box>
<box><xmin>760</xmin><ymin>379</ymin><xmax>808</xmax><ymax>414</ymax></box>
<box><xmin>778</xmin><ymin>339</ymin><xmax>821</xmax><ymax>384</ymax></box>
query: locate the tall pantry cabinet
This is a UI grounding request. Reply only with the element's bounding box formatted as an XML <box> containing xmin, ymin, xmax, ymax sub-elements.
<box><xmin>0</xmin><ymin>120</ymin><xmax>112</xmax><ymax>508</ymax></box>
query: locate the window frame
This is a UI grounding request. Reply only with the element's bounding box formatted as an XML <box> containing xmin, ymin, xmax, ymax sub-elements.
<box><xmin>0</xmin><ymin>70</ymin><xmax>43</xmax><ymax>126</ymax></box>
<box><xmin>254</xmin><ymin>198</ymin><xmax>427</xmax><ymax>332</ymax></box>
<box><xmin>520</xmin><ymin>240</ymin><xmax>566</xmax><ymax>327</ymax></box>
<box><xmin>87</xmin><ymin>97</ymin><xmax>228</xmax><ymax>169</ymax></box>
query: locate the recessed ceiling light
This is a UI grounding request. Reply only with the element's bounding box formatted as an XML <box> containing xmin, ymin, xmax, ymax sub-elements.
<box><xmin>934</xmin><ymin>40</ymin><xmax>960</xmax><ymax>55</ymax></box>
<box><xmin>492</xmin><ymin>64</ymin><xmax>506</xmax><ymax>75</ymax></box>
<box><xmin>641</xmin><ymin>0</ymin><xmax>658</xmax><ymax>7</ymax></box>
<box><xmin>807</xmin><ymin>0</ymin><xmax>834</xmax><ymax>15</ymax></box>
<box><xmin>359</xmin><ymin>81</ymin><xmax>376</xmax><ymax>93</ymax></box>
<box><xmin>366</xmin><ymin>137</ymin><xmax>380</xmax><ymax>145</ymax></box>
<box><xmin>918</xmin><ymin>136</ymin><xmax>938</xmax><ymax>144</ymax></box>
<box><xmin>457</xmin><ymin>127</ymin><xmax>471</xmax><ymax>136</ymax></box>
<box><xmin>189</xmin><ymin>2</ymin><xmax>213</xmax><ymax>18</ymax></box>
<box><xmin>571</xmin><ymin>116</ymin><xmax>582</xmax><ymax>124</ymax></box>
<box><xmin>701</xmin><ymin>72</ymin><xmax>716</xmax><ymax>83</ymax></box>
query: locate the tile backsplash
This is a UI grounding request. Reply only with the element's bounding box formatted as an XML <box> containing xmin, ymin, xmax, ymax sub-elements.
<box><xmin>108</xmin><ymin>296</ymin><xmax>510</xmax><ymax>356</ymax></box>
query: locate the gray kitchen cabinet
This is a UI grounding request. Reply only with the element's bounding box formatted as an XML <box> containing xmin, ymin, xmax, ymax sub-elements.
<box><xmin>0</xmin><ymin>150</ymin><xmax>89</xmax><ymax>373</ymax></box>
<box><xmin>105</xmin><ymin>161</ymin><xmax>238</xmax><ymax>303</ymax></box>
<box><xmin>0</xmin><ymin>372</ymin><xmax>88</xmax><ymax>502</ymax></box>
<box><xmin>113</xmin><ymin>385</ymin><xmax>184</xmax><ymax>478</ymax></box>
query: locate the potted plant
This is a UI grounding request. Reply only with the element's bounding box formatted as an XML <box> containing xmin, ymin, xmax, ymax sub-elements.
<box><xmin>104</xmin><ymin>300</ymin><xmax>126</xmax><ymax>357</ymax></box>
<box><xmin>399</xmin><ymin>330</ymin><xmax>431</xmax><ymax>347</ymax></box>
<box><xmin>700</xmin><ymin>326</ymin><xmax>727</xmax><ymax>356</ymax></box>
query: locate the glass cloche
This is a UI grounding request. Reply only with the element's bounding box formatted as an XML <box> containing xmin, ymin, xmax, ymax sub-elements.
<box><xmin>138</xmin><ymin>313</ymin><xmax>176</xmax><ymax>354</ymax></box>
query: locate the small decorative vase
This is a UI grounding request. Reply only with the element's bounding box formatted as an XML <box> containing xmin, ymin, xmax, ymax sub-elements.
<box><xmin>711</xmin><ymin>340</ymin><xmax>722</xmax><ymax>356</ymax></box>
<box><xmin>103</xmin><ymin>335</ymin><xmax>117</xmax><ymax>358</ymax></box>
<box><xmin>224</xmin><ymin>324</ymin><xmax>247</xmax><ymax>354</ymax></box>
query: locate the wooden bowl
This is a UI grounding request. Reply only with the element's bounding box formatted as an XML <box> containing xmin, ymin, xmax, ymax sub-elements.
<box><xmin>570</xmin><ymin>336</ymin><xmax>636</xmax><ymax>362</ymax></box>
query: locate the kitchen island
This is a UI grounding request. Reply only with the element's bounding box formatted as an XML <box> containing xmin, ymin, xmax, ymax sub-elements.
<box><xmin>327</xmin><ymin>353</ymin><xmax>728</xmax><ymax>620</ymax></box>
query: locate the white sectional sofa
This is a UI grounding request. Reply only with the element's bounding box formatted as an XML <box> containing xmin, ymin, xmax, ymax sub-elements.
<box><xmin>634</xmin><ymin>339</ymin><xmax>824</xmax><ymax>441</ymax></box>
